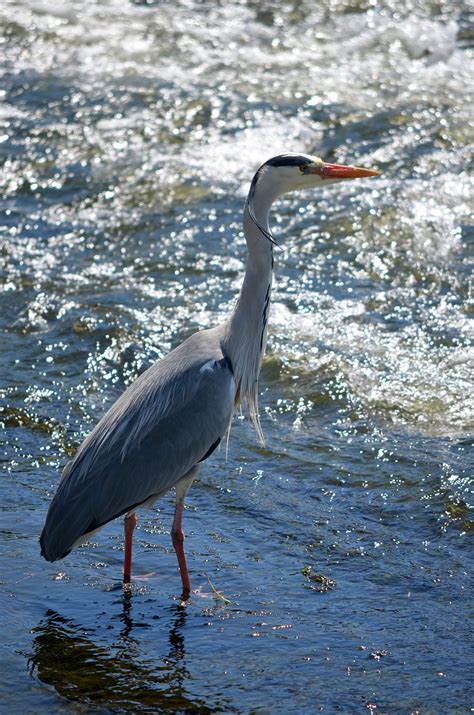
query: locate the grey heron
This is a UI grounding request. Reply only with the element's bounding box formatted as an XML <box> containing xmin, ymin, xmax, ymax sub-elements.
<box><xmin>40</xmin><ymin>153</ymin><xmax>379</xmax><ymax>596</ymax></box>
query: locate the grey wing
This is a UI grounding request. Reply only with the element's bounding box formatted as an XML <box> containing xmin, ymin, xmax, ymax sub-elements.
<box><xmin>40</xmin><ymin>330</ymin><xmax>234</xmax><ymax>561</ymax></box>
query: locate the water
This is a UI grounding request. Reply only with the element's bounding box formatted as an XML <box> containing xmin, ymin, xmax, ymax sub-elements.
<box><xmin>1</xmin><ymin>0</ymin><xmax>473</xmax><ymax>712</ymax></box>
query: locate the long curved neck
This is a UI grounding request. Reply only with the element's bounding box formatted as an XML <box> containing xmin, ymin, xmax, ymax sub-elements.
<box><xmin>222</xmin><ymin>182</ymin><xmax>278</xmax><ymax>444</ymax></box>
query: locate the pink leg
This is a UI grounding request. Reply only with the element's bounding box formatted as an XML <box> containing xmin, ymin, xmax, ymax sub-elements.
<box><xmin>123</xmin><ymin>511</ymin><xmax>137</xmax><ymax>584</ymax></box>
<box><xmin>171</xmin><ymin>502</ymin><xmax>191</xmax><ymax>596</ymax></box>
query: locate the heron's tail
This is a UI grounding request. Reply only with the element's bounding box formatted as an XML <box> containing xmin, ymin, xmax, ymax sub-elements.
<box><xmin>40</xmin><ymin>492</ymin><xmax>80</xmax><ymax>562</ymax></box>
<box><xmin>40</xmin><ymin>516</ymin><xmax>70</xmax><ymax>562</ymax></box>
<box><xmin>39</xmin><ymin>476</ymin><xmax>99</xmax><ymax>562</ymax></box>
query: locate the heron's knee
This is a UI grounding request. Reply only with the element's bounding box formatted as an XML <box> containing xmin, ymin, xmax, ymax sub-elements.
<box><xmin>125</xmin><ymin>512</ymin><xmax>137</xmax><ymax>527</ymax></box>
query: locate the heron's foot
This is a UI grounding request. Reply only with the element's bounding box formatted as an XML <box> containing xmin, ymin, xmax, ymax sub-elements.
<box><xmin>178</xmin><ymin>587</ymin><xmax>191</xmax><ymax>604</ymax></box>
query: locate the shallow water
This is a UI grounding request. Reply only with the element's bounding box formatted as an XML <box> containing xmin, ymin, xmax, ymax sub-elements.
<box><xmin>1</xmin><ymin>0</ymin><xmax>473</xmax><ymax>712</ymax></box>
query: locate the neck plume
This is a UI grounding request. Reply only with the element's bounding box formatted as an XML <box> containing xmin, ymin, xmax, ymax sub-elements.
<box><xmin>222</xmin><ymin>175</ymin><xmax>277</xmax><ymax>445</ymax></box>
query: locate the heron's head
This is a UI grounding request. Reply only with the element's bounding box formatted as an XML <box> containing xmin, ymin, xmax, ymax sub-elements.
<box><xmin>253</xmin><ymin>153</ymin><xmax>379</xmax><ymax>196</ymax></box>
<box><xmin>246</xmin><ymin>152</ymin><xmax>379</xmax><ymax>245</ymax></box>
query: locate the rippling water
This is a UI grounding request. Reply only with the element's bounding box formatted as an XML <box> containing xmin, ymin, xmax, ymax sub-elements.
<box><xmin>1</xmin><ymin>0</ymin><xmax>473</xmax><ymax>712</ymax></box>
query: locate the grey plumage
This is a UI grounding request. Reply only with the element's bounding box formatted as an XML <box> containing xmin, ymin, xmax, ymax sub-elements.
<box><xmin>40</xmin><ymin>326</ymin><xmax>234</xmax><ymax>561</ymax></box>
<box><xmin>40</xmin><ymin>153</ymin><xmax>378</xmax><ymax>590</ymax></box>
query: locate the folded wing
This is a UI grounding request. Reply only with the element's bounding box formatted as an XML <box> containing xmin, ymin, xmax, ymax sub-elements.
<box><xmin>40</xmin><ymin>327</ymin><xmax>234</xmax><ymax>561</ymax></box>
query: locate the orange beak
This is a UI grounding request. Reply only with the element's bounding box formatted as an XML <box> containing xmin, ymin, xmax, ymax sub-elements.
<box><xmin>316</xmin><ymin>162</ymin><xmax>380</xmax><ymax>179</ymax></box>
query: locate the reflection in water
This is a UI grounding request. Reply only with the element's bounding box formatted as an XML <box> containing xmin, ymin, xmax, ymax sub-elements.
<box><xmin>29</xmin><ymin>596</ymin><xmax>215</xmax><ymax>712</ymax></box>
<box><xmin>166</xmin><ymin>603</ymin><xmax>189</xmax><ymax>695</ymax></box>
<box><xmin>118</xmin><ymin>589</ymin><xmax>135</xmax><ymax>641</ymax></box>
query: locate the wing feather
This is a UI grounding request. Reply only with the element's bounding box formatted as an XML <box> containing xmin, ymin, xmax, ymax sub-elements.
<box><xmin>40</xmin><ymin>327</ymin><xmax>234</xmax><ymax>561</ymax></box>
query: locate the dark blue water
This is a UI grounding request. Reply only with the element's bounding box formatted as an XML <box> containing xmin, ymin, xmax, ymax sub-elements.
<box><xmin>1</xmin><ymin>0</ymin><xmax>472</xmax><ymax>712</ymax></box>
